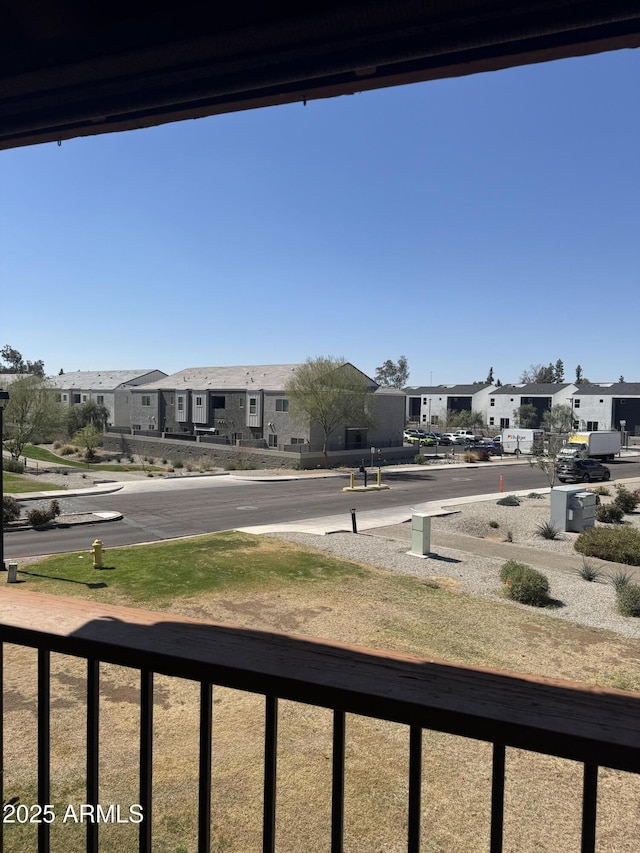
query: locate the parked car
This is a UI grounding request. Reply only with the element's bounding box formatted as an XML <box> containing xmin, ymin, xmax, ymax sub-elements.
<box><xmin>475</xmin><ymin>439</ymin><xmax>502</xmax><ymax>456</ymax></box>
<box><xmin>403</xmin><ymin>429</ymin><xmax>433</xmax><ymax>445</ymax></box>
<box><xmin>556</xmin><ymin>459</ymin><xmax>611</xmax><ymax>483</ymax></box>
<box><xmin>429</xmin><ymin>432</ymin><xmax>452</xmax><ymax>445</ymax></box>
<box><xmin>444</xmin><ymin>432</ymin><xmax>468</xmax><ymax>444</ymax></box>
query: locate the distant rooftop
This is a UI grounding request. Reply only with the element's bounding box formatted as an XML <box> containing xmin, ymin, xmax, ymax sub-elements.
<box><xmin>48</xmin><ymin>370</ymin><xmax>166</xmax><ymax>390</ymax></box>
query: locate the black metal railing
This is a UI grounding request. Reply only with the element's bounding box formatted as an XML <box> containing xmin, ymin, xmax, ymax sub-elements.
<box><xmin>1</xmin><ymin>589</ymin><xmax>640</xmax><ymax>853</ymax></box>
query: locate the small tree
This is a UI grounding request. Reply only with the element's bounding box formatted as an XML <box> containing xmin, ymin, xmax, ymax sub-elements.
<box><xmin>2</xmin><ymin>375</ymin><xmax>62</xmax><ymax>459</ymax></box>
<box><xmin>529</xmin><ymin>433</ymin><xmax>565</xmax><ymax>487</ymax></box>
<box><xmin>514</xmin><ymin>404</ymin><xmax>537</xmax><ymax>428</ymax></box>
<box><xmin>286</xmin><ymin>357</ymin><xmax>376</xmax><ymax>468</ymax></box>
<box><xmin>445</xmin><ymin>410</ymin><xmax>484</xmax><ymax>429</ymax></box>
<box><xmin>486</xmin><ymin>367</ymin><xmax>494</xmax><ymax>384</ymax></box>
<box><xmin>374</xmin><ymin>355</ymin><xmax>409</xmax><ymax>389</ymax></box>
<box><xmin>542</xmin><ymin>404</ymin><xmax>573</xmax><ymax>434</ymax></box>
<box><xmin>65</xmin><ymin>400</ymin><xmax>110</xmax><ymax>437</ymax></box>
<box><xmin>73</xmin><ymin>424</ymin><xmax>102</xmax><ymax>460</ymax></box>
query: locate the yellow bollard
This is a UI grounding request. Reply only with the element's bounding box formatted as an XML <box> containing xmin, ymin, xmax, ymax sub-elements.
<box><xmin>349</xmin><ymin>472</ymin><xmax>354</xmax><ymax>489</ymax></box>
<box><xmin>377</xmin><ymin>467</ymin><xmax>382</xmax><ymax>487</ymax></box>
<box><xmin>92</xmin><ymin>539</ymin><xmax>104</xmax><ymax>569</ymax></box>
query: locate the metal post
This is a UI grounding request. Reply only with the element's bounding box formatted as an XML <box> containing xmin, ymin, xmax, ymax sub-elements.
<box><xmin>350</xmin><ymin>509</ymin><xmax>358</xmax><ymax>534</ymax></box>
<box><xmin>0</xmin><ymin>389</ymin><xmax>10</xmax><ymax>572</ymax></box>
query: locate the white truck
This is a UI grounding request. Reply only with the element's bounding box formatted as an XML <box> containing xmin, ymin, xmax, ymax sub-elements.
<box><xmin>500</xmin><ymin>428</ymin><xmax>544</xmax><ymax>455</ymax></box>
<box><xmin>556</xmin><ymin>431</ymin><xmax>621</xmax><ymax>462</ymax></box>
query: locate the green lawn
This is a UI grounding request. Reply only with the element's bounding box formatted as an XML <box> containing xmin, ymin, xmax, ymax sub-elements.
<box><xmin>16</xmin><ymin>532</ymin><xmax>369</xmax><ymax>605</ymax></box>
<box><xmin>22</xmin><ymin>444</ymin><xmax>164</xmax><ymax>472</ymax></box>
<box><xmin>3</xmin><ymin>472</ymin><xmax>62</xmax><ymax>493</ymax></box>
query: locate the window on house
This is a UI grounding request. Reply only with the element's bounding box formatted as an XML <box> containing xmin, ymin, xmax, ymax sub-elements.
<box><xmin>489</xmin><ymin>417</ymin><xmax>495</xmax><ymax>426</ymax></box>
<box><xmin>82</xmin><ymin>395</ymin><xmax>87</xmax><ymax>402</ymax></box>
<box><xmin>249</xmin><ymin>397</ymin><xmax>257</xmax><ymax>415</ymax></box>
<box><xmin>211</xmin><ymin>396</ymin><xmax>225</xmax><ymax>408</ymax></box>
<box><xmin>62</xmin><ymin>394</ymin><xmax>67</xmax><ymax>402</ymax></box>
<box><xmin>423</xmin><ymin>398</ymin><xmax>427</xmax><ymax>405</ymax></box>
<box><xmin>275</xmin><ymin>399</ymin><xmax>289</xmax><ymax>412</ymax></box>
<box><xmin>96</xmin><ymin>395</ymin><xmax>104</xmax><ymax>404</ymax></box>
<box><xmin>268</xmin><ymin>434</ymin><xmax>278</xmax><ymax>447</ymax></box>
<box><xmin>132</xmin><ymin>424</ymin><xmax>141</xmax><ymax>430</ymax></box>
<box><xmin>195</xmin><ymin>396</ymin><xmax>203</xmax><ymax>407</ymax></box>
<box><xmin>141</xmin><ymin>396</ymin><xmax>151</xmax><ymax>406</ymax></box>
<box><xmin>169</xmin><ymin>396</ymin><xmax>174</xmax><ymax>405</ymax></box>
<box><xmin>490</xmin><ymin>398</ymin><xmax>495</xmax><ymax>406</ymax></box>
<box><xmin>430</xmin><ymin>415</ymin><xmax>438</xmax><ymax>425</ymax></box>
<box><xmin>500</xmin><ymin>418</ymin><xmax>510</xmax><ymax>428</ymax></box>
<box><xmin>422</xmin><ymin>415</ymin><xmax>427</xmax><ymax>422</ymax></box>
<box><xmin>586</xmin><ymin>422</ymin><xmax>598</xmax><ymax>431</ymax></box>
<box><xmin>55</xmin><ymin>393</ymin><xmax>61</xmax><ymax>402</ymax></box>
<box><xmin>290</xmin><ymin>437</ymin><xmax>305</xmax><ymax>444</ymax></box>
<box><xmin>599</xmin><ymin>399</ymin><xmax>603</xmax><ymax>404</ymax></box>
<box><xmin>574</xmin><ymin>399</ymin><xmax>580</xmax><ymax>408</ymax></box>
<box><xmin>177</xmin><ymin>397</ymin><xmax>184</xmax><ymax>411</ymax></box>
<box><xmin>73</xmin><ymin>394</ymin><xmax>81</xmax><ymax>404</ymax></box>
<box><xmin>239</xmin><ymin>398</ymin><xmax>244</xmax><ymax>408</ymax></box>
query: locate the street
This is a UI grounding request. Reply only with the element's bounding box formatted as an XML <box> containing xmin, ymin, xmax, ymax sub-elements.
<box><xmin>6</xmin><ymin>457</ymin><xmax>640</xmax><ymax>558</ymax></box>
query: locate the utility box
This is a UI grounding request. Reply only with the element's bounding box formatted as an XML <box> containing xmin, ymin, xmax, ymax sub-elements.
<box><xmin>550</xmin><ymin>486</ymin><xmax>597</xmax><ymax>532</ymax></box>
<box><xmin>410</xmin><ymin>513</ymin><xmax>432</xmax><ymax>556</ymax></box>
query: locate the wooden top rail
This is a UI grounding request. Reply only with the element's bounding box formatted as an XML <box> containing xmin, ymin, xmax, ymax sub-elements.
<box><xmin>1</xmin><ymin>588</ymin><xmax>639</xmax><ymax>773</ymax></box>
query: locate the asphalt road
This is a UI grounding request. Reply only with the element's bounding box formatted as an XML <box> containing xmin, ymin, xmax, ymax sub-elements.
<box><xmin>6</xmin><ymin>457</ymin><xmax>640</xmax><ymax>558</ymax></box>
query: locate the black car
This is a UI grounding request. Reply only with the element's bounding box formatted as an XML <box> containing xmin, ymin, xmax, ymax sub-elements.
<box><xmin>556</xmin><ymin>459</ymin><xmax>611</xmax><ymax>483</ymax></box>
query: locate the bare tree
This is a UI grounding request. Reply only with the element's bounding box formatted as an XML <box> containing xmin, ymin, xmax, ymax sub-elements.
<box><xmin>286</xmin><ymin>357</ymin><xmax>376</xmax><ymax>467</ymax></box>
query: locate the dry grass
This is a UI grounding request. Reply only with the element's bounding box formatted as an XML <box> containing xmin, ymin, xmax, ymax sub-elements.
<box><xmin>5</xmin><ymin>541</ymin><xmax>640</xmax><ymax>851</ymax></box>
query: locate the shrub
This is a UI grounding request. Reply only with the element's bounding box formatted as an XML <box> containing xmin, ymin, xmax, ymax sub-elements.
<box><xmin>608</xmin><ymin>569</ymin><xmax>634</xmax><ymax>591</ymax></box>
<box><xmin>2</xmin><ymin>458</ymin><xmax>24</xmax><ymax>474</ymax></box>
<box><xmin>577</xmin><ymin>558</ymin><xmax>602</xmax><ymax>582</ymax></box>
<box><xmin>52</xmin><ymin>441</ymin><xmax>61</xmax><ymax>449</ymax></box>
<box><xmin>500</xmin><ymin>561</ymin><xmax>550</xmax><ymax>606</ymax></box>
<box><xmin>535</xmin><ymin>521</ymin><xmax>561</xmax><ymax>540</ymax></box>
<box><xmin>489</xmin><ymin>520</ymin><xmax>499</xmax><ymax>529</ymax></box>
<box><xmin>224</xmin><ymin>461</ymin><xmax>237</xmax><ymax>471</ymax></box>
<box><xmin>463</xmin><ymin>450</ymin><xmax>479</xmax><ymax>463</ymax></box>
<box><xmin>497</xmin><ymin>495</ymin><xmax>520</xmax><ymax>506</ymax></box>
<box><xmin>613</xmin><ymin>485</ymin><xmax>639</xmax><ymax>515</ymax></box>
<box><xmin>527</xmin><ymin>492</ymin><xmax>544</xmax><ymax>500</ymax></box>
<box><xmin>596</xmin><ymin>503</ymin><xmax>624</xmax><ymax>524</ymax></box>
<box><xmin>576</xmin><ymin>527</ymin><xmax>640</xmax><ymax>566</ymax></box>
<box><xmin>59</xmin><ymin>444</ymin><xmax>76</xmax><ymax>456</ymax></box>
<box><xmin>3</xmin><ymin>495</ymin><xmax>21</xmax><ymax>523</ymax></box>
<box><xmin>26</xmin><ymin>507</ymin><xmax>53</xmax><ymax>527</ymax></box>
<box><xmin>173</xmin><ymin>460</ymin><xmax>184</xmax><ymax>469</ymax></box>
<box><xmin>413</xmin><ymin>454</ymin><xmax>427</xmax><ymax>465</ymax></box>
<box><xmin>49</xmin><ymin>499</ymin><xmax>61</xmax><ymax>518</ymax></box>
<box><xmin>616</xmin><ymin>583</ymin><xmax>640</xmax><ymax>617</ymax></box>
<box><xmin>593</xmin><ymin>485</ymin><xmax>610</xmax><ymax>496</ymax></box>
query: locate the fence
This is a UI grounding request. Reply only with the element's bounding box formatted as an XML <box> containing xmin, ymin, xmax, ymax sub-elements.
<box><xmin>1</xmin><ymin>589</ymin><xmax>639</xmax><ymax>852</ymax></box>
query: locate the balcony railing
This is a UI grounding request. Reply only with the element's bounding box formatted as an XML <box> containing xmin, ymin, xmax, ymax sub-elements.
<box><xmin>1</xmin><ymin>588</ymin><xmax>640</xmax><ymax>852</ymax></box>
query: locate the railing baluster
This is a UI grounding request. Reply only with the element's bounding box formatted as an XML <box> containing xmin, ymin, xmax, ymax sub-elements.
<box><xmin>139</xmin><ymin>669</ymin><xmax>153</xmax><ymax>853</ymax></box>
<box><xmin>581</xmin><ymin>763</ymin><xmax>598</xmax><ymax>853</ymax></box>
<box><xmin>198</xmin><ymin>682</ymin><xmax>212</xmax><ymax>853</ymax></box>
<box><xmin>407</xmin><ymin>726</ymin><xmax>422</xmax><ymax>853</ymax></box>
<box><xmin>490</xmin><ymin>743</ymin><xmax>505</xmax><ymax>853</ymax></box>
<box><xmin>86</xmin><ymin>659</ymin><xmax>99</xmax><ymax>853</ymax></box>
<box><xmin>263</xmin><ymin>696</ymin><xmax>278</xmax><ymax>853</ymax></box>
<box><xmin>37</xmin><ymin>649</ymin><xmax>50</xmax><ymax>853</ymax></box>
<box><xmin>331</xmin><ymin>710</ymin><xmax>345</xmax><ymax>853</ymax></box>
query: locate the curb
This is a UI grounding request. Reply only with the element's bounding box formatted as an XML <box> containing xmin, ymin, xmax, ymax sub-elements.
<box><xmin>4</xmin><ymin>511</ymin><xmax>123</xmax><ymax>533</ymax></box>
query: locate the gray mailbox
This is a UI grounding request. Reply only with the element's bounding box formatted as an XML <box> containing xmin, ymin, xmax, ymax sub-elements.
<box><xmin>550</xmin><ymin>485</ymin><xmax>597</xmax><ymax>532</ymax></box>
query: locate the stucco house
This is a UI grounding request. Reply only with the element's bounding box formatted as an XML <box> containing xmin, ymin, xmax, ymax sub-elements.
<box><xmin>405</xmin><ymin>384</ymin><xmax>494</xmax><ymax>428</ymax></box>
<box><xmin>568</xmin><ymin>383</ymin><xmax>640</xmax><ymax>434</ymax></box>
<box><xmin>48</xmin><ymin>369</ymin><xmax>167</xmax><ymax>427</ymax></box>
<box><xmin>488</xmin><ymin>383</ymin><xmax>578</xmax><ymax>429</ymax></box>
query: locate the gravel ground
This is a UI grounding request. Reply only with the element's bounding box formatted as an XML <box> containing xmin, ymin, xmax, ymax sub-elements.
<box><xmin>275</xmin><ymin>484</ymin><xmax>640</xmax><ymax>640</ymax></box>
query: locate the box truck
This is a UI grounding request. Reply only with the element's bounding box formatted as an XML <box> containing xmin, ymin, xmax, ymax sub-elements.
<box><xmin>500</xmin><ymin>429</ymin><xmax>544</xmax><ymax>455</ymax></box>
<box><xmin>556</xmin><ymin>431</ymin><xmax>621</xmax><ymax>462</ymax></box>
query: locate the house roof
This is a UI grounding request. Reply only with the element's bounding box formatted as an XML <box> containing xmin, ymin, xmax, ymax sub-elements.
<box><xmin>138</xmin><ymin>365</ymin><xmax>303</xmax><ymax>392</ymax></box>
<box><xmin>573</xmin><ymin>383</ymin><xmax>640</xmax><ymax>396</ymax></box>
<box><xmin>491</xmin><ymin>383</ymin><xmax>574</xmax><ymax>396</ymax></box>
<box><xmin>47</xmin><ymin>370</ymin><xmax>166</xmax><ymax>390</ymax></box>
<box><xmin>3</xmin><ymin>2</ymin><xmax>640</xmax><ymax>150</ymax></box>
<box><xmin>405</xmin><ymin>384</ymin><xmax>492</xmax><ymax>395</ymax></box>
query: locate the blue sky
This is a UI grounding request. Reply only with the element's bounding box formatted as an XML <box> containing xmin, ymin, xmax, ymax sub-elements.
<box><xmin>1</xmin><ymin>48</ymin><xmax>638</xmax><ymax>387</ymax></box>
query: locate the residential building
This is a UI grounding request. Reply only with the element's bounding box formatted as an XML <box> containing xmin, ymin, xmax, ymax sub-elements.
<box><xmin>488</xmin><ymin>383</ymin><xmax>577</xmax><ymax>430</ymax></box>
<box><xmin>127</xmin><ymin>363</ymin><xmax>405</xmax><ymax>453</ymax></box>
<box><xmin>405</xmin><ymin>384</ymin><xmax>494</xmax><ymax>428</ymax></box>
<box><xmin>569</xmin><ymin>383</ymin><xmax>640</xmax><ymax>434</ymax></box>
<box><xmin>48</xmin><ymin>369</ymin><xmax>167</xmax><ymax>427</ymax></box>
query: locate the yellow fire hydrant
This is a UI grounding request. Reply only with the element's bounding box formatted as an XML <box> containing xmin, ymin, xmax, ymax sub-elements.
<box><xmin>92</xmin><ymin>539</ymin><xmax>104</xmax><ymax>569</ymax></box>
